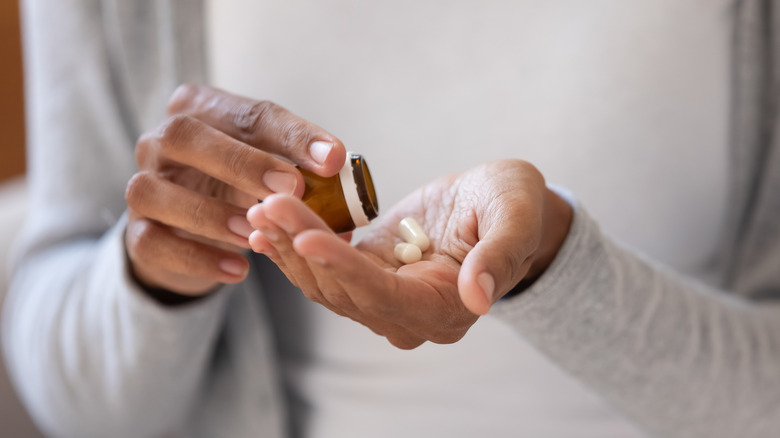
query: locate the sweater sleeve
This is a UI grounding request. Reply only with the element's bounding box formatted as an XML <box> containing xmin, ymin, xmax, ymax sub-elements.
<box><xmin>2</xmin><ymin>1</ymin><xmax>228</xmax><ymax>437</ymax></box>
<box><xmin>492</xmin><ymin>194</ymin><xmax>780</xmax><ymax>438</ymax></box>
<box><xmin>3</xmin><ymin>217</ymin><xmax>230</xmax><ymax>438</ymax></box>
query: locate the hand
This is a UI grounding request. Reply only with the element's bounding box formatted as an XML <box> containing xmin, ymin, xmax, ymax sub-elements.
<box><xmin>124</xmin><ymin>84</ymin><xmax>347</xmax><ymax>296</ymax></box>
<box><xmin>247</xmin><ymin>159</ymin><xmax>572</xmax><ymax>348</ymax></box>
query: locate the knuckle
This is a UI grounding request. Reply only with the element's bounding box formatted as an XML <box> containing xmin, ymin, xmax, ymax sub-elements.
<box><xmin>427</xmin><ymin>316</ymin><xmax>472</xmax><ymax>345</ymax></box>
<box><xmin>279</xmin><ymin>119</ymin><xmax>310</xmax><ymax>149</ymax></box>
<box><xmin>125</xmin><ymin>171</ymin><xmax>155</xmax><ymax>208</ymax></box>
<box><xmin>429</xmin><ymin>329</ymin><xmax>467</xmax><ymax>345</ymax></box>
<box><xmin>223</xmin><ymin>146</ymin><xmax>253</xmax><ymax>184</ymax></box>
<box><xmin>387</xmin><ymin>335</ymin><xmax>424</xmax><ymax>350</ymax></box>
<box><xmin>126</xmin><ymin>219</ymin><xmax>159</xmax><ymax>259</ymax></box>
<box><xmin>187</xmin><ymin>198</ymin><xmax>210</xmax><ymax>230</ymax></box>
<box><xmin>233</xmin><ymin>100</ymin><xmax>275</xmax><ymax>141</ymax></box>
<box><xmin>517</xmin><ymin>159</ymin><xmax>543</xmax><ymax>179</ymax></box>
<box><xmin>158</xmin><ymin>114</ymin><xmax>197</xmax><ymax>156</ymax></box>
<box><xmin>134</xmin><ymin>132</ymin><xmax>156</xmax><ymax>166</ymax></box>
<box><xmin>167</xmin><ymin>83</ymin><xmax>201</xmax><ymax>115</ymax></box>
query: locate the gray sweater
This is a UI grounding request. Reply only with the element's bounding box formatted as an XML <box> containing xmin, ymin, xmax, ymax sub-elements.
<box><xmin>3</xmin><ymin>0</ymin><xmax>779</xmax><ymax>437</ymax></box>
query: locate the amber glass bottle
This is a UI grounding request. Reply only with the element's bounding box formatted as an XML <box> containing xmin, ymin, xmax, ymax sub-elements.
<box><xmin>299</xmin><ymin>152</ymin><xmax>379</xmax><ymax>233</ymax></box>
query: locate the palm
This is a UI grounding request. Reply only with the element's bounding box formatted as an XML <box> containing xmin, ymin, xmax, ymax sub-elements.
<box><xmin>366</xmin><ymin>177</ymin><xmax>475</xmax><ymax>267</ymax></box>
<box><xmin>358</xmin><ymin>173</ymin><xmax>478</xmax><ymax>267</ymax></box>
<box><xmin>253</xmin><ymin>159</ymin><xmax>549</xmax><ymax>348</ymax></box>
<box><xmin>342</xmin><ymin>172</ymin><xmax>500</xmax><ymax>345</ymax></box>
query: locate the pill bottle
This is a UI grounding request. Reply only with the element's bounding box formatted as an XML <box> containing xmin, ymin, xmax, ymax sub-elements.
<box><xmin>299</xmin><ymin>152</ymin><xmax>379</xmax><ymax>234</ymax></box>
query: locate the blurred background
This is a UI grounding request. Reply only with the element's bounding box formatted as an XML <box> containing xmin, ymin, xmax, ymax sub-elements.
<box><xmin>0</xmin><ymin>0</ymin><xmax>43</xmax><ymax>436</ymax></box>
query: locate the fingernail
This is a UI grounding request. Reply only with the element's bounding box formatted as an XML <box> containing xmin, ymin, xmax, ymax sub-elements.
<box><xmin>263</xmin><ymin>171</ymin><xmax>297</xmax><ymax>194</ymax></box>
<box><xmin>477</xmin><ymin>272</ymin><xmax>495</xmax><ymax>302</ymax></box>
<box><xmin>309</xmin><ymin>141</ymin><xmax>333</xmax><ymax>165</ymax></box>
<box><xmin>227</xmin><ymin>215</ymin><xmax>254</xmax><ymax>239</ymax></box>
<box><xmin>219</xmin><ymin>259</ymin><xmax>247</xmax><ymax>277</ymax></box>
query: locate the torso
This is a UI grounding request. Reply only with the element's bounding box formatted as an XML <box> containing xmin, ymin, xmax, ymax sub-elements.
<box><xmin>208</xmin><ymin>1</ymin><xmax>733</xmax><ymax>436</ymax></box>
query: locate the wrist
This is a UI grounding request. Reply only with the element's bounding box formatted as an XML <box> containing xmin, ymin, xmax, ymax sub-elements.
<box><xmin>525</xmin><ymin>186</ymin><xmax>573</xmax><ymax>281</ymax></box>
<box><xmin>123</xmin><ymin>228</ymin><xmax>218</xmax><ymax>306</ymax></box>
<box><xmin>135</xmin><ymin>282</ymin><xmax>217</xmax><ymax>306</ymax></box>
<box><xmin>128</xmin><ymin>261</ymin><xmax>218</xmax><ymax>306</ymax></box>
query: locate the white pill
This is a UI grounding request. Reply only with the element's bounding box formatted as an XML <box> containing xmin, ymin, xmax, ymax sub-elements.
<box><xmin>398</xmin><ymin>217</ymin><xmax>430</xmax><ymax>251</ymax></box>
<box><xmin>394</xmin><ymin>242</ymin><xmax>423</xmax><ymax>264</ymax></box>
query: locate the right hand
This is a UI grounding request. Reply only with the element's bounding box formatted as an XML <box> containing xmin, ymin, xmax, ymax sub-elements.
<box><xmin>124</xmin><ymin>84</ymin><xmax>346</xmax><ymax>296</ymax></box>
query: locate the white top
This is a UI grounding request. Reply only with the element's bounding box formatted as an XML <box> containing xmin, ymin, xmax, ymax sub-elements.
<box><xmin>207</xmin><ymin>1</ymin><xmax>732</xmax><ymax>436</ymax></box>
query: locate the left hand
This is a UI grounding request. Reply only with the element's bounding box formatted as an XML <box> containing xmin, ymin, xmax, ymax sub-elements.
<box><xmin>247</xmin><ymin>159</ymin><xmax>572</xmax><ymax>349</ymax></box>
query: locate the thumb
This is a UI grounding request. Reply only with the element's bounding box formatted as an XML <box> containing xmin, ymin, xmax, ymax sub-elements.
<box><xmin>457</xmin><ymin>215</ymin><xmax>537</xmax><ymax>316</ymax></box>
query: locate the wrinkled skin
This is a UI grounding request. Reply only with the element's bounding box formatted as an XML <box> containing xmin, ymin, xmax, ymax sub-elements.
<box><xmin>124</xmin><ymin>85</ymin><xmax>572</xmax><ymax>348</ymax></box>
<box><xmin>124</xmin><ymin>84</ymin><xmax>346</xmax><ymax>295</ymax></box>
<box><xmin>248</xmin><ymin>159</ymin><xmax>572</xmax><ymax>349</ymax></box>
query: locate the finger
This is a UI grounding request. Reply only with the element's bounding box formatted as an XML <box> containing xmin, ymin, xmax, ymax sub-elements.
<box><xmin>250</xmin><ymin>230</ymin><xmax>309</xmax><ymax>293</ymax></box>
<box><xmin>295</xmin><ymin>230</ymin><xmax>456</xmax><ymax>341</ymax></box>
<box><xmin>167</xmin><ymin>84</ymin><xmax>346</xmax><ymax>176</ymax></box>
<box><xmin>126</xmin><ymin>218</ymin><xmax>250</xmax><ymax>291</ymax></box>
<box><xmin>255</xmin><ymin>196</ymin><xmax>429</xmax><ymax>345</ymax></box>
<box><xmin>247</xmin><ymin>201</ymin><xmax>326</xmax><ymax>301</ymax></box>
<box><xmin>248</xmin><ymin>230</ymin><xmax>279</xmax><ymax>258</ymax></box>
<box><xmin>291</xmin><ymin>229</ymin><xmax>424</xmax><ymax>346</ymax></box>
<box><xmin>458</xmin><ymin>202</ymin><xmax>538</xmax><ymax>316</ymax></box>
<box><xmin>137</xmin><ymin>115</ymin><xmax>306</xmax><ymax>200</ymax></box>
<box><xmin>126</xmin><ymin>171</ymin><xmax>253</xmax><ymax>249</ymax></box>
<box><xmin>253</xmin><ymin>197</ymin><xmax>395</xmax><ymax>315</ymax></box>
<box><xmin>250</xmin><ymin>195</ymin><xmax>355</xmax><ymax>306</ymax></box>
<box><xmin>251</xmin><ymin>193</ymin><xmax>331</xmax><ymax>234</ymax></box>
<box><xmin>250</xmin><ymin>222</ymin><xmax>360</xmax><ymax>322</ymax></box>
<box><xmin>250</xmin><ymin>192</ymin><xmax>354</xmax><ymax>240</ymax></box>
<box><xmin>292</xmin><ymin>229</ymin><xmax>408</xmax><ymax>316</ymax></box>
<box><xmin>303</xmin><ymin>263</ymin><xmax>420</xmax><ymax>344</ymax></box>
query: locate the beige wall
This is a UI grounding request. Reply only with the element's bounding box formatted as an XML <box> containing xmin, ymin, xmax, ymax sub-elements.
<box><xmin>0</xmin><ymin>0</ymin><xmax>26</xmax><ymax>182</ymax></box>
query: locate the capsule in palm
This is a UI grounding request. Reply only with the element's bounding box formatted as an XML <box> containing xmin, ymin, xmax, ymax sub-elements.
<box><xmin>394</xmin><ymin>242</ymin><xmax>422</xmax><ymax>264</ymax></box>
<box><xmin>398</xmin><ymin>217</ymin><xmax>430</xmax><ymax>251</ymax></box>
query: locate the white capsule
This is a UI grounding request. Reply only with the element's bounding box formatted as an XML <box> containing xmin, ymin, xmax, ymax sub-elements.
<box><xmin>398</xmin><ymin>217</ymin><xmax>430</xmax><ymax>251</ymax></box>
<box><xmin>394</xmin><ymin>242</ymin><xmax>422</xmax><ymax>264</ymax></box>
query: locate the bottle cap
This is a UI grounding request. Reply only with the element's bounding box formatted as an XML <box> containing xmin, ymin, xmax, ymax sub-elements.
<box><xmin>339</xmin><ymin>152</ymin><xmax>378</xmax><ymax>227</ymax></box>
